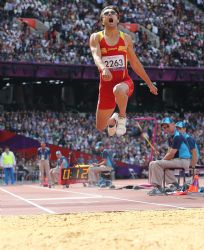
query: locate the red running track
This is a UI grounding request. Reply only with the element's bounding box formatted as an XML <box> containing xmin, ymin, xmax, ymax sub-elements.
<box><xmin>1</xmin><ymin>179</ymin><xmax>204</xmax><ymax>216</ymax></box>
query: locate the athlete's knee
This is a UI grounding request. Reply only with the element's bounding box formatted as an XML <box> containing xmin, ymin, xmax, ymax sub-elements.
<box><xmin>113</xmin><ymin>83</ymin><xmax>128</xmax><ymax>96</ymax></box>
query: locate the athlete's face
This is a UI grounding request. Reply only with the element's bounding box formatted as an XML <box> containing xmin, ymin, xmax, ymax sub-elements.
<box><xmin>101</xmin><ymin>9</ymin><xmax>119</xmax><ymax>27</ymax></box>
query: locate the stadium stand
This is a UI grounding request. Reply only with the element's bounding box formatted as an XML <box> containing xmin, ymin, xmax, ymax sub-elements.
<box><xmin>0</xmin><ymin>0</ymin><xmax>203</xmax><ymax>66</ymax></box>
<box><xmin>189</xmin><ymin>0</ymin><xmax>204</xmax><ymax>11</ymax></box>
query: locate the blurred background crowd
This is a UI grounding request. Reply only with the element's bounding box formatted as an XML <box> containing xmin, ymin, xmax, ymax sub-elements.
<box><xmin>0</xmin><ymin>0</ymin><xmax>203</xmax><ymax>66</ymax></box>
<box><xmin>1</xmin><ymin>111</ymin><xmax>204</xmax><ymax>170</ymax></box>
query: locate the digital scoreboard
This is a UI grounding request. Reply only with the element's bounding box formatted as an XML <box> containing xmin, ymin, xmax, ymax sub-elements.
<box><xmin>60</xmin><ymin>165</ymin><xmax>90</xmax><ymax>185</ymax></box>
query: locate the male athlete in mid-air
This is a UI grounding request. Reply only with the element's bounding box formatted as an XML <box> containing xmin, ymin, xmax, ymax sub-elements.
<box><xmin>90</xmin><ymin>5</ymin><xmax>158</xmax><ymax>137</ymax></box>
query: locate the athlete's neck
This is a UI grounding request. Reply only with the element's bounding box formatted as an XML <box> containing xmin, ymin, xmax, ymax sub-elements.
<box><xmin>104</xmin><ymin>28</ymin><xmax>119</xmax><ymax>37</ymax></box>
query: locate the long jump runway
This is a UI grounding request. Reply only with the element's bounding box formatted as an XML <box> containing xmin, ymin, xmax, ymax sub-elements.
<box><xmin>1</xmin><ymin>180</ymin><xmax>204</xmax><ymax>216</ymax></box>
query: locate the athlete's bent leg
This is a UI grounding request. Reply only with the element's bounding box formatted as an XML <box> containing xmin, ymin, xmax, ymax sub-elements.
<box><xmin>96</xmin><ymin>108</ymin><xmax>115</xmax><ymax>132</ymax></box>
<box><xmin>113</xmin><ymin>83</ymin><xmax>129</xmax><ymax>136</ymax></box>
<box><xmin>113</xmin><ymin>83</ymin><xmax>129</xmax><ymax>117</ymax></box>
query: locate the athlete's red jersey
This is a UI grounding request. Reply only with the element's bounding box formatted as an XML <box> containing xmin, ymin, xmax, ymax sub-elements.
<box><xmin>97</xmin><ymin>31</ymin><xmax>134</xmax><ymax>110</ymax></box>
<box><xmin>99</xmin><ymin>30</ymin><xmax>128</xmax><ymax>83</ymax></box>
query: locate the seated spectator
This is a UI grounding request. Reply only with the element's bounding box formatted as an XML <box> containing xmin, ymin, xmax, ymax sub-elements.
<box><xmin>16</xmin><ymin>159</ymin><xmax>29</xmax><ymax>181</ymax></box>
<box><xmin>68</xmin><ymin>152</ymin><xmax>77</xmax><ymax>167</ymax></box>
<box><xmin>86</xmin><ymin>155</ymin><xmax>94</xmax><ymax>165</ymax></box>
<box><xmin>23</xmin><ymin>159</ymin><xmax>38</xmax><ymax>181</ymax></box>
<box><xmin>77</xmin><ymin>153</ymin><xmax>85</xmax><ymax>164</ymax></box>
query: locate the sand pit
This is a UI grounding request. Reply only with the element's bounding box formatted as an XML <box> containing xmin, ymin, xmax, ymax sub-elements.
<box><xmin>1</xmin><ymin>209</ymin><xmax>204</xmax><ymax>250</ymax></box>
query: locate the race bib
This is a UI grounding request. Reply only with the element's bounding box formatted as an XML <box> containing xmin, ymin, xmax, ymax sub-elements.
<box><xmin>102</xmin><ymin>55</ymin><xmax>125</xmax><ymax>70</ymax></box>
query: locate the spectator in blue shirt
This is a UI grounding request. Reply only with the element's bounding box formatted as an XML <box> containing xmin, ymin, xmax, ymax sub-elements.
<box><xmin>148</xmin><ymin>117</ymin><xmax>191</xmax><ymax>195</ymax></box>
<box><xmin>176</xmin><ymin>121</ymin><xmax>200</xmax><ymax>170</ymax></box>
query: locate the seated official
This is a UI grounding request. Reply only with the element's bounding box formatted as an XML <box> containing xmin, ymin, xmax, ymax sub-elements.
<box><xmin>88</xmin><ymin>142</ymin><xmax>114</xmax><ymax>186</ymax></box>
<box><xmin>50</xmin><ymin>151</ymin><xmax>68</xmax><ymax>186</ymax></box>
<box><xmin>148</xmin><ymin>117</ymin><xmax>191</xmax><ymax>195</ymax></box>
<box><xmin>175</xmin><ymin>121</ymin><xmax>200</xmax><ymax>170</ymax></box>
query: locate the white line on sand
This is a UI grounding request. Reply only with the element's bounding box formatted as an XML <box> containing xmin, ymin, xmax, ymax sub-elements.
<box><xmin>0</xmin><ymin>188</ymin><xmax>56</xmax><ymax>214</ymax></box>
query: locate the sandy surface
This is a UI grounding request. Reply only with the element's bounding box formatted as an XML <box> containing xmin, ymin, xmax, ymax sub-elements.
<box><xmin>1</xmin><ymin>209</ymin><xmax>204</xmax><ymax>250</ymax></box>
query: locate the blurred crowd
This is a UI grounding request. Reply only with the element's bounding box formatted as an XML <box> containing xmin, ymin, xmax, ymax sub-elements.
<box><xmin>0</xmin><ymin>111</ymin><xmax>204</xmax><ymax>168</ymax></box>
<box><xmin>0</xmin><ymin>0</ymin><xmax>203</xmax><ymax>66</ymax></box>
<box><xmin>190</xmin><ymin>0</ymin><xmax>204</xmax><ymax>10</ymax></box>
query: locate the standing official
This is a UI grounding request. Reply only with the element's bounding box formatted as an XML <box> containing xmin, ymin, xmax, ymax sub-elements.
<box><xmin>37</xmin><ymin>142</ymin><xmax>51</xmax><ymax>187</ymax></box>
<box><xmin>0</xmin><ymin>146</ymin><xmax>16</xmax><ymax>185</ymax></box>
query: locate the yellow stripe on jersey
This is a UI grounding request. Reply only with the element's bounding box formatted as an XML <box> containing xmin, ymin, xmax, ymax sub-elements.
<box><xmin>120</xmin><ymin>31</ymin><xmax>124</xmax><ymax>40</ymax></box>
<box><xmin>98</xmin><ymin>31</ymin><xmax>104</xmax><ymax>42</ymax></box>
<box><xmin>119</xmin><ymin>32</ymin><xmax>128</xmax><ymax>70</ymax></box>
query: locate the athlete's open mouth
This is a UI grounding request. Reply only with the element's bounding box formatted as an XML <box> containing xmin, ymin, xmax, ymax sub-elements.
<box><xmin>109</xmin><ymin>18</ymin><xmax>113</xmax><ymax>23</ymax></box>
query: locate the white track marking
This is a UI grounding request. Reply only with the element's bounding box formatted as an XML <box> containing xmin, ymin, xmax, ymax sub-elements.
<box><xmin>30</xmin><ymin>185</ymin><xmax>103</xmax><ymax>198</ymax></box>
<box><xmin>40</xmin><ymin>201</ymin><xmax>100</xmax><ymax>205</ymax></box>
<box><xmin>0</xmin><ymin>188</ymin><xmax>56</xmax><ymax>214</ymax></box>
<box><xmin>101</xmin><ymin>195</ymin><xmax>187</xmax><ymax>210</ymax></box>
<box><xmin>29</xmin><ymin>185</ymin><xmax>187</xmax><ymax>210</ymax></box>
<box><xmin>28</xmin><ymin>196</ymin><xmax>101</xmax><ymax>201</ymax></box>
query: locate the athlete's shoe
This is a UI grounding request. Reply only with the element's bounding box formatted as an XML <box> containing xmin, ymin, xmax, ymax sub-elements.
<box><xmin>116</xmin><ymin>116</ymin><xmax>127</xmax><ymax>136</ymax></box>
<box><xmin>108</xmin><ymin>112</ymin><xmax>118</xmax><ymax>136</ymax></box>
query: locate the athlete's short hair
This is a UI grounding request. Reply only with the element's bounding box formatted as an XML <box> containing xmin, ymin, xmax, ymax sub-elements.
<box><xmin>100</xmin><ymin>5</ymin><xmax>120</xmax><ymax>22</ymax></box>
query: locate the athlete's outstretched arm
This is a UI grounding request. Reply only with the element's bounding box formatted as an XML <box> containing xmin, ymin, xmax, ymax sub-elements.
<box><xmin>126</xmin><ymin>34</ymin><xmax>158</xmax><ymax>95</ymax></box>
<box><xmin>89</xmin><ymin>33</ymin><xmax>112</xmax><ymax>81</ymax></box>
